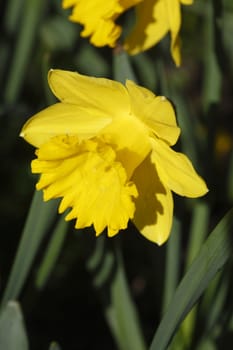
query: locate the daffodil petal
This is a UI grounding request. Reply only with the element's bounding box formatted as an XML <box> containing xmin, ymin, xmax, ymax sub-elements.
<box><xmin>151</xmin><ymin>138</ymin><xmax>208</xmax><ymax>197</ymax></box>
<box><xmin>62</xmin><ymin>0</ymin><xmax>141</xmax><ymax>47</ymax></box>
<box><xmin>132</xmin><ymin>156</ymin><xmax>173</xmax><ymax>245</ymax></box>
<box><xmin>20</xmin><ymin>103</ymin><xmax>112</xmax><ymax>148</ymax></box>
<box><xmin>33</xmin><ymin>135</ymin><xmax>138</xmax><ymax>237</ymax></box>
<box><xmin>181</xmin><ymin>0</ymin><xmax>193</xmax><ymax>4</ymax></box>
<box><xmin>62</xmin><ymin>0</ymin><xmax>122</xmax><ymax>47</ymax></box>
<box><xmin>126</xmin><ymin>80</ymin><xmax>180</xmax><ymax>145</ymax></box>
<box><xmin>124</xmin><ymin>0</ymin><xmax>169</xmax><ymax>55</ymax></box>
<box><xmin>86</xmin><ymin>20</ymin><xmax>121</xmax><ymax>47</ymax></box>
<box><xmin>166</xmin><ymin>0</ymin><xmax>181</xmax><ymax>66</ymax></box>
<box><xmin>101</xmin><ymin>113</ymin><xmax>151</xmax><ymax>179</ymax></box>
<box><xmin>48</xmin><ymin>69</ymin><xmax>130</xmax><ymax>118</ymax></box>
<box><xmin>62</xmin><ymin>0</ymin><xmax>76</xmax><ymax>7</ymax></box>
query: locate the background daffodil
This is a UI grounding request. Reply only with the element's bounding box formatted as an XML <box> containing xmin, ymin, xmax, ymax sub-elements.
<box><xmin>62</xmin><ymin>0</ymin><xmax>142</xmax><ymax>48</ymax></box>
<box><xmin>124</xmin><ymin>0</ymin><xmax>194</xmax><ymax>66</ymax></box>
<box><xmin>20</xmin><ymin>69</ymin><xmax>207</xmax><ymax>245</ymax></box>
<box><xmin>62</xmin><ymin>0</ymin><xmax>193</xmax><ymax>65</ymax></box>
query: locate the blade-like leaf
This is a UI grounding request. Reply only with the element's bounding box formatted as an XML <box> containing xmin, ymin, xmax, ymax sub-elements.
<box><xmin>87</xmin><ymin>237</ymin><xmax>146</xmax><ymax>350</ymax></box>
<box><xmin>49</xmin><ymin>342</ymin><xmax>62</xmax><ymax>350</ymax></box>
<box><xmin>113</xmin><ymin>49</ymin><xmax>137</xmax><ymax>83</ymax></box>
<box><xmin>202</xmin><ymin>1</ymin><xmax>222</xmax><ymax>110</ymax></box>
<box><xmin>186</xmin><ymin>201</ymin><xmax>210</xmax><ymax>269</ymax></box>
<box><xmin>4</xmin><ymin>0</ymin><xmax>47</xmax><ymax>103</ymax></box>
<box><xmin>0</xmin><ymin>301</ymin><xmax>28</xmax><ymax>350</ymax></box>
<box><xmin>2</xmin><ymin>191</ymin><xmax>58</xmax><ymax>307</ymax></box>
<box><xmin>149</xmin><ymin>208</ymin><xmax>233</xmax><ymax>350</ymax></box>
<box><xmin>35</xmin><ymin>215</ymin><xmax>68</xmax><ymax>290</ymax></box>
<box><xmin>162</xmin><ymin>217</ymin><xmax>181</xmax><ymax>312</ymax></box>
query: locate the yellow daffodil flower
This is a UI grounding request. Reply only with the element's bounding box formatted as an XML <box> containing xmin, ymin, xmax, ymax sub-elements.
<box><xmin>20</xmin><ymin>69</ymin><xmax>207</xmax><ymax>245</ymax></box>
<box><xmin>62</xmin><ymin>0</ymin><xmax>193</xmax><ymax>65</ymax></box>
<box><xmin>124</xmin><ymin>0</ymin><xmax>193</xmax><ymax>66</ymax></box>
<box><xmin>62</xmin><ymin>0</ymin><xmax>142</xmax><ymax>48</ymax></box>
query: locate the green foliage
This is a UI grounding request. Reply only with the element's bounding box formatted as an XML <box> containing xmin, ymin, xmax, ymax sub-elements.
<box><xmin>0</xmin><ymin>302</ymin><xmax>28</xmax><ymax>350</ymax></box>
<box><xmin>1</xmin><ymin>0</ymin><xmax>233</xmax><ymax>349</ymax></box>
<box><xmin>150</xmin><ymin>207</ymin><xmax>233</xmax><ymax>350</ymax></box>
<box><xmin>1</xmin><ymin>191</ymin><xmax>59</xmax><ymax>307</ymax></box>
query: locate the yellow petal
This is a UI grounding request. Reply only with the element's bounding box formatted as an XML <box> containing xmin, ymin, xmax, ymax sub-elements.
<box><xmin>166</xmin><ymin>0</ymin><xmax>181</xmax><ymax>66</ymax></box>
<box><xmin>167</xmin><ymin>0</ymin><xmax>193</xmax><ymax>65</ymax></box>
<box><xmin>33</xmin><ymin>135</ymin><xmax>138</xmax><ymax>237</ymax></box>
<box><xmin>62</xmin><ymin>0</ymin><xmax>141</xmax><ymax>47</ymax></box>
<box><xmin>64</xmin><ymin>0</ymin><xmax>122</xmax><ymax>47</ymax></box>
<box><xmin>126</xmin><ymin>80</ymin><xmax>180</xmax><ymax>145</ymax></box>
<box><xmin>132</xmin><ymin>156</ymin><xmax>173</xmax><ymax>245</ymax></box>
<box><xmin>20</xmin><ymin>103</ymin><xmax>111</xmax><ymax>148</ymax></box>
<box><xmin>124</xmin><ymin>0</ymin><xmax>169</xmax><ymax>55</ymax></box>
<box><xmin>100</xmin><ymin>112</ymin><xmax>151</xmax><ymax>179</ymax></box>
<box><xmin>124</xmin><ymin>0</ymin><xmax>192</xmax><ymax>65</ymax></box>
<box><xmin>85</xmin><ymin>21</ymin><xmax>121</xmax><ymax>47</ymax></box>
<box><xmin>48</xmin><ymin>70</ymin><xmax>130</xmax><ymax>118</ymax></box>
<box><xmin>151</xmin><ymin>138</ymin><xmax>208</xmax><ymax>197</ymax></box>
<box><xmin>181</xmin><ymin>0</ymin><xmax>193</xmax><ymax>4</ymax></box>
<box><xmin>62</xmin><ymin>0</ymin><xmax>76</xmax><ymax>7</ymax></box>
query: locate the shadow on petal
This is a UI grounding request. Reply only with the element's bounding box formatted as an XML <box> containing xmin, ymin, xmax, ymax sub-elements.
<box><xmin>124</xmin><ymin>0</ymin><xmax>168</xmax><ymax>55</ymax></box>
<box><xmin>132</xmin><ymin>155</ymin><xmax>173</xmax><ymax>245</ymax></box>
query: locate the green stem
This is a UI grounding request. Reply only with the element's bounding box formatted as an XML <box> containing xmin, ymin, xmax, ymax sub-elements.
<box><xmin>202</xmin><ymin>1</ymin><xmax>222</xmax><ymax>111</ymax></box>
<box><xmin>113</xmin><ymin>47</ymin><xmax>137</xmax><ymax>83</ymax></box>
<box><xmin>3</xmin><ymin>0</ymin><xmax>25</xmax><ymax>35</ymax></box>
<box><xmin>35</xmin><ymin>215</ymin><xmax>69</xmax><ymax>290</ymax></box>
<box><xmin>87</xmin><ymin>237</ymin><xmax>146</xmax><ymax>350</ymax></box>
<box><xmin>162</xmin><ymin>217</ymin><xmax>181</xmax><ymax>313</ymax></box>
<box><xmin>171</xmin><ymin>202</ymin><xmax>209</xmax><ymax>348</ymax></box>
<box><xmin>4</xmin><ymin>0</ymin><xmax>46</xmax><ymax>104</ymax></box>
<box><xmin>1</xmin><ymin>191</ymin><xmax>58</xmax><ymax>307</ymax></box>
<box><xmin>186</xmin><ymin>202</ymin><xmax>210</xmax><ymax>270</ymax></box>
<box><xmin>149</xmin><ymin>208</ymin><xmax>233</xmax><ymax>350</ymax></box>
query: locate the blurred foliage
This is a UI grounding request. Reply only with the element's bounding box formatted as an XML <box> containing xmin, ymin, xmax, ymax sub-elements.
<box><xmin>1</xmin><ymin>0</ymin><xmax>233</xmax><ymax>349</ymax></box>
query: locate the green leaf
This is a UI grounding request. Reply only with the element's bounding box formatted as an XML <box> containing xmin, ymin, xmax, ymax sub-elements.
<box><xmin>40</xmin><ymin>16</ymin><xmax>78</xmax><ymax>52</ymax></box>
<box><xmin>35</xmin><ymin>215</ymin><xmax>69</xmax><ymax>290</ymax></box>
<box><xmin>200</xmin><ymin>268</ymin><xmax>230</xmax><ymax>335</ymax></box>
<box><xmin>175</xmin><ymin>202</ymin><xmax>210</xmax><ymax>347</ymax></box>
<box><xmin>113</xmin><ymin>49</ymin><xmax>137</xmax><ymax>83</ymax></box>
<box><xmin>202</xmin><ymin>1</ymin><xmax>222</xmax><ymax>110</ymax></box>
<box><xmin>185</xmin><ymin>201</ymin><xmax>210</xmax><ymax>269</ymax></box>
<box><xmin>49</xmin><ymin>342</ymin><xmax>62</xmax><ymax>350</ymax></box>
<box><xmin>149</xmin><ymin>208</ymin><xmax>233</xmax><ymax>350</ymax></box>
<box><xmin>131</xmin><ymin>53</ymin><xmax>157</xmax><ymax>90</ymax></box>
<box><xmin>3</xmin><ymin>0</ymin><xmax>24</xmax><ymax>35</ymax></box>
<box><xmin>162</xmin><ymin>217</ymin><xmax>181</xmax><ymax>312</ymax></box>
<box><xmin>0</xmin><ymin>301</ymin><xmax>28</xmax><ymax>350</ymax></box>
<box><xmin>4</xmin><ymin>0</ymin><xmax>47</xmax><ymax>103</ymax></box>
<box><xmin>74</xmin><ymin>43</ymin><xmax>110</xmax><ymax>77</ymax></box>
<box><xmin>87</xmin><ymin>237</ymin><xmax>146</xmax><ymax>350</ymax></box>
<box><xmin>1</xmin><ymin>191</ymin><xmax>58</xmax><ymax>307</ymax></box>
<box><xmin>196</xmin><ymin>338</ymin><xmax>217</xmax><ymax>350</ymax></box>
